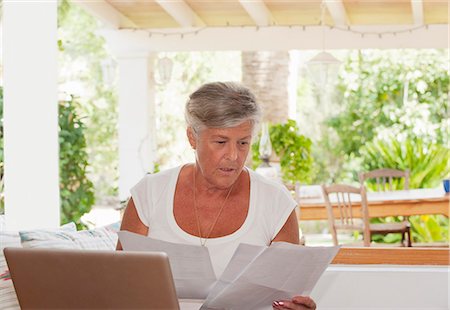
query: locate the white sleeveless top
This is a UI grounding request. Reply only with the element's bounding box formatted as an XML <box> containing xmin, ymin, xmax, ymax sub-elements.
<box><xmin>130</xmin><ymin>165</ymin><xmax>297</xmax><ymax>278</ymax></box>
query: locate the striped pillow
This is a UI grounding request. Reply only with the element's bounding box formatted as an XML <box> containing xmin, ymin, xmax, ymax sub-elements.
<box><xmin>19</xmin><ymin>226</ymin><xmax>118</xmax><ymax>250</ymax></box>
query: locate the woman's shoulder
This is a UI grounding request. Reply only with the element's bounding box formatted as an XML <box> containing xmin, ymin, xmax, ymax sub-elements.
<box><xmin>247</xmin><ymin>168</ymin><xmax>296</xmax><ymax>215</ymax></box>
<box><xmin>248</xmin><ymin>168</ymin><xmax>289</xmax><ymax>194</ymax></box>
<box><xmin>146</xmin><ymin>165</ymin><xmax>181</xmax><ymax>179</ymax></box>
<box><xmin>134</xmin><ymin>165</ymin><xmax>182</xmax><ymax>189</ymax></box>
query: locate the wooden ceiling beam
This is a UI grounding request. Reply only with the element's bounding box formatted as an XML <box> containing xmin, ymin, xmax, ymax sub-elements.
<box><xmin>76</xmin><ymin>0</ymin><xmax>137</xmax><ymax>29</ymax></box>
<box><xmin>238</xmin><ymin>0</ymin><xmax>273</xmax><ymax>26</ymax></box>
<box><xmin>324</xmin><ymin>0</ymin><xmax>348</xmax><ymax>27</ymax></box>
<box><xmin>100</xmin><ymin>24</ymin><xmax>448</xmax><ymax>54</ymax></box>
<box><xmin>411</xmin><ymin>0</ymin><xmax>424</xmax><ymax>25</ymax></box>
<box><xmin>155</xmin><ymin>0</ymin><xmax>205</xmax><ymax>27</ymax></box>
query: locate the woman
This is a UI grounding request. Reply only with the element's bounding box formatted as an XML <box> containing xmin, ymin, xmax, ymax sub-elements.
<box><xmin>118</xmin><ymin>82</ymin><xmax>316</xmax><ymax>310</ymax></box>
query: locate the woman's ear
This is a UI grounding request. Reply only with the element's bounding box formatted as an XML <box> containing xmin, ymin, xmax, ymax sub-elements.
<box><xmin>187</xmin><ymin>127</ymin><xmax>196</xmax><ymax>150</ymax></box>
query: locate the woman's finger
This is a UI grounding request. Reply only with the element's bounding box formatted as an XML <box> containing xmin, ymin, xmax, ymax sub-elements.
<box><xmin>272</xmin><ymin>296</ymin><xmax>317</xmax><ymax>310</ymax></box>
<box><xmin>292</xmin><ymin>296</ymin><xmax>316</xmax><ymax>309</ymax></box>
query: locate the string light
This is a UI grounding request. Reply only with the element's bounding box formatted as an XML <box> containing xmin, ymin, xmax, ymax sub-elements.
<box><xmin>132</xmin><ymin>23</ymin><xmax>434</xmax><ymax>40</ymax></box>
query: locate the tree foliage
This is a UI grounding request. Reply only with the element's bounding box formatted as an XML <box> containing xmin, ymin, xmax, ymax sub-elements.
<box><xmin>327</xmin><ymin>49</ymin><xmax>448</xmax><ymax>157</ymax></box>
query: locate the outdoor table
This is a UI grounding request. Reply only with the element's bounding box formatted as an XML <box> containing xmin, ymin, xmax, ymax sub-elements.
<box><xmin>297</xmin><ymin>188</ymin><xmax>449</xmax><ymax>221</ymax></box>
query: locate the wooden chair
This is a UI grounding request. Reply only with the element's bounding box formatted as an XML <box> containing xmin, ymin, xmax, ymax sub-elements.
<box><xmin>359</xmin><ymin>168</ymin><xmax>412</xmax><ymax>247</ymax></box>
<box><xmin>322</xmin><ymin>184</ymin><xmax>371</xmax><ymax>247</ymax></box>
<box><xmin>359</xmin><ymin>168</ymin><xmax>410</xmax><ymax>191</ymax></box>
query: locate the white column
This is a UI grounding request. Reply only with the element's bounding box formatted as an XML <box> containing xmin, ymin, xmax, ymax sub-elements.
<box><xmin>117</xmin><ymin>55</ymin><xmax>156</xmax><ymax>201</ymax></box>
<box><xmin>3</xmin><ymin>1</ymin><xmax>60</xmax><ymax>230</ymax></box>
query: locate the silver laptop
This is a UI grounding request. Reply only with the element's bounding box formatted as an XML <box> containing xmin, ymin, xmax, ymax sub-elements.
<box><xmin>4</xmin><ymin>247</ymin><xmax>180</xmax><ymax>309</ymax></box>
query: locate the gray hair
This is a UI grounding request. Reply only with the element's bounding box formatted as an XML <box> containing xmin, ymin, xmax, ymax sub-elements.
<box><xmin>185</xmin><ymin>82</ymin><xmax>262</xmax><ymax>135</ymax></box>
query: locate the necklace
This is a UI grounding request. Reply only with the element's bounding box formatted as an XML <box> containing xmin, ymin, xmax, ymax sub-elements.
<box><xmin>192</xmin><ymin>166</ymin><xmax>235</xmax><ymax>246</ymax></box>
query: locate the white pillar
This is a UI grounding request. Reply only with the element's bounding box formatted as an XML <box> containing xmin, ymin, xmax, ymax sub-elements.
<box><xmin>117</xmin><ymin>55</ymin><xmax>156</xmax><ymax>201</ymax></box>
<box><xmin>3</xmin><ymin>1</ymin><xmax>60</xmax><ymax>230</ymax></box>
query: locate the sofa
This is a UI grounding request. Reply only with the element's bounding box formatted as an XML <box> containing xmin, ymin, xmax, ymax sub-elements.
<box><xmin>0</xmin><ymin>220</ymin><xmax>120</xmax><ymax>309</ymax></box>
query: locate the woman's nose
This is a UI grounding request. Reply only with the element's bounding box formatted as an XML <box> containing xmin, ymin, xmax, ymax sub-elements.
<box><xmin>225</xmin><ymin>143</ymin><xmax>238</xmax><ymax>161</ymax></box>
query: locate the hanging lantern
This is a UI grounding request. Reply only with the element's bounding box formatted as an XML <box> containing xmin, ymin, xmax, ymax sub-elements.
<box><xmin>306</xmin><ymin>51</ymin><xmax>341</xmax><ymax>88</ymax></box>
<box><xmin>157</xmin><ymin>57</ymin><xmax>173</xmax><ymax>84</ymax></box>
<box><xmin>305</xmin><ymin>1</ymin><xmax>341</xmax><ymax>90</ymax></box>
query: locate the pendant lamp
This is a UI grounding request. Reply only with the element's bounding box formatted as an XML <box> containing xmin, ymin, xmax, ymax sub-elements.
<box><xmin>306</xmin><ymin>51</ymin><xmax>341</xmax><ymax>88</ymax></box>
<box><xmin>157</xmin><ymin>56</ymin><xmax>173</xmax><ymax>84</ymax></box>
<box><xmin>306</xmin><ymin>1</ymin><xmax>341</xmax><ymax>88</ymax></box>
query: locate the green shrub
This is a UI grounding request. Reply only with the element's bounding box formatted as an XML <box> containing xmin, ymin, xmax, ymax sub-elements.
<box><xmin>252</xmin><ymin>120</ymin><xmax>313</xmax><ymax>184</ymax></box>
<box><xmin>59</xmin><ymin>96</ymin><xmax>95</xmax><ymax>229</ymax></box>
<box><xmin>361</xmin><ymin>137</ymin><xmax>450</xmax><ymax>189</ymax></box>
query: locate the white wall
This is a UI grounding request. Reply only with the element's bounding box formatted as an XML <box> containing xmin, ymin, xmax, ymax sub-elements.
<box><xmin>312</xmin><ymin>265</ymin><xmax>449</xmax><ymax>309</ymax></box>
<box><xmin>3</xmin><ymin>1</ymin><xmax>60</xmax><ymax>230</ymax></box>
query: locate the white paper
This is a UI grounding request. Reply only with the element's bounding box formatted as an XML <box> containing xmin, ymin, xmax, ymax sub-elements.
<box><xmin>118</xmin><ymin>232</ymin><xmax>339</xmax><ymax>309</ymax></box>
<box><xmin>202</xmin><ymin>242</ymin><xmax>340</xmax><ymax>310</ymax></box>
<box><xmin>201</xmin><ymin>243</ymin><xmax>267</xmax><ymax>309</ymax></box>
<box><xmin>118</xmin><ymin>231</ymin><xmax>216</xmax><ymax>299</ymax></box>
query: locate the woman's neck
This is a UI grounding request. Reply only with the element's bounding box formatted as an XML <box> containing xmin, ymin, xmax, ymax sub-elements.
<box><xmin>192</xmin><ymin>163</ymin><xmax>242</xmax><ymax>197</ymax></box>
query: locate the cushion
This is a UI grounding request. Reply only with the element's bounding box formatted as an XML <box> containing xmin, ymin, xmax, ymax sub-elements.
<box><xmin>103</xmin><ymin>220</ymin><xmax>121</xmax><ymax>234</ymax></box>
<box><xmin>0</xmin><ymin>222</ymin><xmax>77</xmax><ymax>310</ymax></box>
<box><xmin>20</xmin><ymin>226</ymin><xmax>118</xmax><ymax>250</ymax></box>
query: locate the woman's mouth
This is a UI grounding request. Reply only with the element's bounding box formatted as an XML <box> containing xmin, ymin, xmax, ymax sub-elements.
<box><xmin>219</xmin><ymin>167</ymin><xmax>236</xmax><ymax>173</ymax></box>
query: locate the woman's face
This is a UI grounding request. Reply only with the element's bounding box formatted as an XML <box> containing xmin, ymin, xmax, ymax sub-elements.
<box><xmin>188</xmin><ymin>121</ymin><xmax>253</xmax><ymax>190</ymax></box>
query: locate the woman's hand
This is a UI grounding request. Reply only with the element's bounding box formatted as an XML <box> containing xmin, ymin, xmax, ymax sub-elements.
<box><xmin>272</xmin><ymin>296</ymin><xmax>316</xmax><ymax>310</ymax></box>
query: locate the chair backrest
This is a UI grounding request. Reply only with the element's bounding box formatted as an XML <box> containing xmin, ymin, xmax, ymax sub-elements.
<box><xmin>359</xmin><ymin>168</ymin><xmax>410</xmax><ymax>191</ymax></box>
<box><xmin>321</xmin><ymin>184</ymin><xmax>371</xmax><ymax>246</ymax></box>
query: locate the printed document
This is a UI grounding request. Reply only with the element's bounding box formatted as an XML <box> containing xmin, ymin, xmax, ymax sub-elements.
<box><xmin>118</xmin><ymin>231</ymin><xmax>216</xmax><ymax>299</ymax></box>
<box><xmin>202</xmin><ymin>242</ymin><xmax>340</xmax><ymax>309</ymax></box>
<box><xmin>118</xmin><ymin>232</ymin><xmax>339</xmax><ymax>309</ymax></box>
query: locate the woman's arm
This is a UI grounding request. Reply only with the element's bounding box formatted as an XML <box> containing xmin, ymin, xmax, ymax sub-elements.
<box><xmin>116</xmin><ymin>198</ymin><xmax>149</xmax><ymax>250</ymax></box>
<box><xmin>271</xmin><ymin>210</ymin><xmax>300</xmax><ymax>244</ymax></box>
